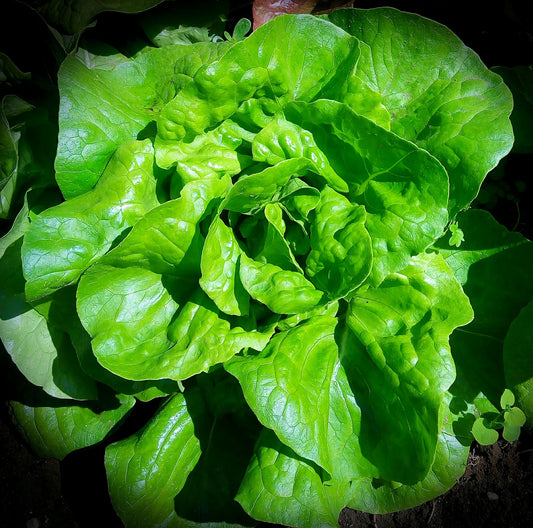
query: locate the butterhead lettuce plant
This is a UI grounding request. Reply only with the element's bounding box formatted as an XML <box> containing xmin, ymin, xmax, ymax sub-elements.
<box><xmin>1</xmin><ymin>5</ymin><xmax>529</xmax><ymax>527</ymax></box>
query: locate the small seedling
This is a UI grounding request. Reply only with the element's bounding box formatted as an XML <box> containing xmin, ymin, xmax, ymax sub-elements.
<box><xmin>224</xmin><ymin>18</ymin><xmax>251</xmax><ymax>42</ymax></box>
<box><xmin>449</xmin><ymin>221</ymin><xmax>465</xmax><ymax>247</ymax></box>
<box><xmin>472</xmin><ymin>389</ymin><xmax>526</xmax><ymax>445</ymax></box>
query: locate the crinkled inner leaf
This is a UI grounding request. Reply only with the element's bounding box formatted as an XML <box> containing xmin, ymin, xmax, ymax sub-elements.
<box><xmin>56</xmin><ymin>42</ymin><xmax>227</xmax><ymax>198</ymax></box>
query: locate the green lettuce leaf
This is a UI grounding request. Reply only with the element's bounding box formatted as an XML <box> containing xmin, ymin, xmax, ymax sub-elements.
<box><xmin>56</xmin><ymin>42</ymin><xmax>225</xmax><ymax>197</ymax></box>
<box><xmin>173</xmin><ymin>373</ymin><xmax>261</xmax><ymax>526</ymax></box>
<box><xmin>77</xmin><ymin>177</ymin><xmax>264</xmax><ymax>381</ymax></box>
<box><xmin>157</xmin><ymin>118</ymin><xmax>249</xmax><ymax>177</ymax></box>
<box><xmin>222</xmin><ymin>158</ymin><xmax>310</xmax><ymax>214</ymax></box>
<box><xmin>0</xmin><ymin>198</ymin><xmax>98</xmax><ymax>400</ymax></box>
<box><xmin>31</xmin><ymin>282</ymin><xmax>180</xmax><ymax>402</ymax></box>
<box><xmin>229</xmin><ymin>253</ymin><xmax>472</xmax><ymax>486</ymax></box>
<box><xmin>156</xmin><ymin>14</ymin><xmax>360</xmax><ymax>144</ymax></box>
<box><xmin>22</xmin><ymin>139</ymin><xmax>158</xmax><ymax>301</ymax></box>
<box><xmin>251</xmin><ymin>203</ymin><xmax>303</xmax><ymax>272</ymax></box>
<box><xmin>10</xmin><ymin>393</ymin><xmax>135</xmax><ymax>460</ymax></box>
<box><xmin>306</xmin><ymin>185</ymin><xmax>372</xmax><ymax>299</ymax></box>
<box><xmin>344</xmin><ymin>393</ymin><xmax>471</xmax><ymax>514</ymax></box>
<box><xmin>0</xmin><ymin>52</ymin><xmax>31</xmax><ymax>84</ymax></box>
<box><xmin>164</xmin><ymin>289</ymin><xmax>274</xmax><ymax>380</ymax></box>
<box><xmin>327</xmin><ymin>7</ymin><xmax>514</xmax><ymax>216</ymax></box>
<box><xmin>284</xmin><ymin>99</ymin><xmax>449</xmax><ymax>284</ymax></box>
<box><xmin>235</xmin><ymin>394</ymin><xmax>469</xmax><ymax>525</ymax></box>
<box><xmin>341</xmin><ymin>253</ymin><xmax>472</xmax><ymax>484</ymax></box>
<box><xmin>252</xmin><ymin>116</ymin><xmax>348</xmax><ymax>193</ymax></box>
<box><xmin>503</xmin><ymin>301</ymin><xmax>533</xmax><ymax>425</ymax></box>
<box><xmin>199</xmin><ymin>216</ymin><xmax>250</xmax><ymax>316</ymax></box>
<box><xmin>76</xmin><ymin>177</ymin><xmax>224</xmax><ymax>380</ymax></box>
<box><xmin>107</xmin><ymin>372</ymin><xmax>261</xmax><ymax>528</ymax></box>
<box><xmin>226</xmin><ymin>315</ymin><xmax>377</xmax><ymax>482</ymax></box>
<box><xmin>0</xmin><ymin>96</ymin><xmax>27</xmax><ymax>219</ymax></box>
<box><xmin>31</xmin><ymin>0</ymin><xmax>169</xmax><ymax>35</ymax></box>
<box><xmin>0</xmin><ymin>94</ymin><xmax>57</xmax><ymax>219</ymax></box>
<box><xmin>105</xmin><ymin>393</ymin><xmax>201</xmax><ymax>528</ymax></box>
<box><xmin>138</xmin><ymin>0</ymin><xmax>229</xmax><ymax>47</ymax></box>
<box><xmin>77</xmin><ymin>263</ymin><xmax>179</xmax><ymax>380</ymax></box>
<box><xmin>436</xmin><ymin>209</ymin><xmax>533</xmax><ymax>403</ymax></box>
<box><xmin>236</xmin><ymin>428</ymin><xmax>347</xmax><ymax>528</ymax></box>
<box><xmin>239</xmin><ymin>253</ymin><xmax>324</xmax><ymax>314</ymax></box>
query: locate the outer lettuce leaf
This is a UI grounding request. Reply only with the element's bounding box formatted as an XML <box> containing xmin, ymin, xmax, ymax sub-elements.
<box><xmin>77</xmin><ymin>263</ymin><xmax>179</xmax><ymax>380</ymax></box>
<box><xmin>0</xmin><ymin>303</ymin><xmax>98</xmax><ymax>401</ymax></box>
<box><xmin>229</xmin><ymin>253</ymin><xmax>472</xmax><ymax>487</ymax></box>
<box><xmin>77</xmin><ymin>177</ymin><xmax>270</xmax><ymax>382</ymax></box>
<box><xmin>236</xmin><ymin>394</ymin><xmax>469</xmax><ymax>525</ymax></box>
<box><xmin>341</xmin><ymin>253</ymin><xmax>472</xmax><ymax>484</ymax></box>
<box><xmin>106</xmin><ymin>374</ymin><xmax>260</xmax><ymax>528</ymax></box>
<box><xmin>236</xmin><ymin>429</ymin><xmax>347</xmax><ymax>528</ymax></box>
<box><xmin>284</xmin><ymin>100</ymin><xmax>449</xmax><ymax>284</ymax></box>
<box><xmin>1</xmin><ymin>96</ymin><xmax>29</xmax><ymax>219</ymax></box>
<box><xmin>327</xmin><ymin>7</ymin><xmax>514</xmax><ymax>216</ymax></box>
<box><xmin>105</xmin><ymin>393</ymin><xmax>201</xmax><ymax>528</ymax></box>
<box><xmin>435</xmin><ymin>209</ymin><xmax>526</xmax><ymax>285</ymax></box>
<box><xmin>56</xmin><ymin>42</ymin><xmax>225</xmax><ymax>198</ymax></box>
<box><xmin>10</xmin><ymin>394</ymin><xmax>135</xmax><ymax>460</ymax></box>
<box><xmin>226</xmin><ymin>315</ymin><xmax>377</xmax><ymax>483</ymax></box>
<box><xmin>492</xmin><ymin>65</ymin><xmax>533</xmax><ymax>153</ymax></box>
<box><xmin>29</xmin><ymin>282</ymin><xmax>180</xmax><ymax>402</ymax></box>
<box><xmin>0</xmin><ymin>95</ymin><xmax>57</xmax><ymax>219</ymax></box>
<box><xmin>503</xmin><ymin>301</ymin><xmax>533</xmax><ymax>424</ymax></box>
<box><xmin>436</xmin><ymin>209</ymin><xmax>533</xmax><ymax>403</ymax></box>
<box><xmin>22</xmin><ymin>139</ymin><xmax>158</xmax><ymax>301</ymax></box>
<box><xmin>138</xmin><ymin>1</ymin><xmax>229</xmax><ymax>47</ymax></box>
<box><xmin>0</xmin><ymin>198</ymin><xmax>98</xmax><ymax>400</ymax></box>
<box><xmin>0</xmin><ymin>52</ymin><xmax>31</xmax><ymax>84</ymax></box>
<box><xmin>173</xmin><ymin>373</ymin><xmax>261</xmax><ymax>526</ymax></box>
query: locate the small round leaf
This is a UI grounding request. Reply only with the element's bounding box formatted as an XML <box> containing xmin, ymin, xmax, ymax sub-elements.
<box><xmin>504</xmin><ymin>406</ymin><xmax>527</xmax><ymax>427</ymax></box>
<box><xmin>503</xmin><ymin>422</ymin><xmax>521</xmax><ymax>442</ymax></box>
<box><xmin>472</xmin><ymin>417</ymin><xmax>499</xmax><ymax>446</ymax></box>
<box><xmin>500</xmin><ymin>388</ymin><xmax>516</xmax><ymax>408</ymax></box>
